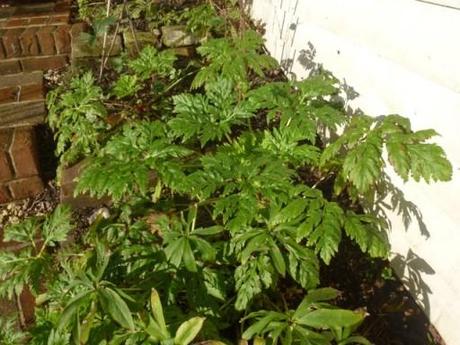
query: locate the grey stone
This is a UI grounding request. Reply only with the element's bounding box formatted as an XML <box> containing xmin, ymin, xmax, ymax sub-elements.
<box><xmin>71</xmin><ymin>35</ymin><xmax>123</xmax><ymax>58</ymax></box>
<box><xmin>122</xmin><ymin>30</ymin><xmax>159</xmax><ymax>56</ymax></box>
<box><xmin>161</xmin><ymin>25</ymin><xmax>200</xmax><ymax>48</ymax></box>
<box><xmin>70</xmin><ymin>23</ymin><xmax>122</xmax><ymax>60</ymax></box>
<box><xmin>166</xmin><ymin>46</ymin><xmax>195</xmax><ymax>57</ymax></box>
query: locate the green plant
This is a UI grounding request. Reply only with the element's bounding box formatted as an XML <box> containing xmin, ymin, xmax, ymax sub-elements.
<box><xmin>181</xmin><ymin>4</ymin><xmax>224</xmax><ymax>38</ymax></box>
<box><xmin>0</xmin><ymin>205</ymin><xmax>72</xmax><ymax>298</ymax></box>
<box><xmin>170</xmin><ymin>78</ymin><xmax>255</xmax><ymax>146</ymax></box>
<box><xmin>192</xmin><ymin>29</ymin><xmax>278</xmax><ymax>90</ymax></box>
<box><xmin>47</xmin><ymin>72</ymin><xmax>108</xmax><ymax>167</ymax></box>
<box><xmin>127</xmin><ymin>46</ymin><xmax>177</xmax><ymax>81</ymax></box>
<box><xmin>242</xmin><ymin>288</ymin><xmax>370</xmax><ymax>345</ymax></box>
<box><xmin>0</xmin><ymin>318</ymin><xmax>26</xmax><ymax>345</ymax></box>
<box><xmin>1</xmin><ymin>1</ymin><xmax>452</xmax><ymax>344</ymax></box>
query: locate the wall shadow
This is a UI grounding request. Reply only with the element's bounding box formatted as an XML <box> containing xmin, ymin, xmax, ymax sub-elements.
<box><xmin>292</xmin><ymin>40</ymin><xmax>435</xmax><ymax>317</ymax></box>
<box><xmin>391</xmin><ymin>249</ymin><xmax>435</xmax><ymax>316</ymax></box>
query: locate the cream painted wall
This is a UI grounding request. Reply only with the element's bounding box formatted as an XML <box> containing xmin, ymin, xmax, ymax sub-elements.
<box><xmin>251</xmin><ymin>0</ymin><xmax>460</xmax><ymax>343</ymax></box>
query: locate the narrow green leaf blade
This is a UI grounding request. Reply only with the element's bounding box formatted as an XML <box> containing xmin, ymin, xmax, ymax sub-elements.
<box><xmin>174</xmin><ymin>317</ymin><xmax>205</xmax><ymax>345</ymax></box>
<box><xmin>98</xmin><ymin>287</ymin><xmax>135</xmax><ymax>331</ymax></box>
<box><xmin>297</xmin><ymin>309</ymin><xmax>365</xmax><ymax>329</ymax></box>
<box><xmin>58</xmin><ymin>290</ymin><xmax>93</xmax><ymax>331</ymax></box>
<box><xmin>150</xmin><ymin>288</ymin><xmax>168</xmax><ymax>335</ymax></box>
<box><xmin>269</xmin><ymin>244</ymin><xmax>286</xmax><ymax>277</ymax></box>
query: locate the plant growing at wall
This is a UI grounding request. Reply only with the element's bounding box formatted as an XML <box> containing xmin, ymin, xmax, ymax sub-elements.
<box><xmin>0</xmin><ymin>0</ymin><xmax>452</xmax><ymax>344</ymax></box>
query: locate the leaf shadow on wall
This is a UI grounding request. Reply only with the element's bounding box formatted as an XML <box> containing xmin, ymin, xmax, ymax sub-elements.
<box><xmin>391</xmin><ymin>249</ymin><xmax>435</xmax><ymax>316</ymax></box>
<box><xmin>290</xmin><ymin>40</ymin><xmax>435</xmax><ymax>315</ymax></box>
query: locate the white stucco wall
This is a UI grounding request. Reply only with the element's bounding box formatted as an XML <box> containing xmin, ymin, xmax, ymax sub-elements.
<box><xmin>250</xmin><ymin>0</ymin><xmax>460</xmax><ymax>343</ymax></box>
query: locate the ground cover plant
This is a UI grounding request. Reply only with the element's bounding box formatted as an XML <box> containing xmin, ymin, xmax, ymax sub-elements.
<box><xmin>0</xmin><ymin>0</ymin><xmax>452</xmax><ymax>344</ymax></box>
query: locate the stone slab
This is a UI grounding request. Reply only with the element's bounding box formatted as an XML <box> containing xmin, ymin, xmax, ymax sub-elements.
<box><xmin>161</xmin><ymin>25</ymin><xmax>200</xmax><ymax>48</ymax></box>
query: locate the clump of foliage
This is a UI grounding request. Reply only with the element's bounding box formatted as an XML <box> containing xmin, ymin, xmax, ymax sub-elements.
<box><xmin>1</xmin><ymin>0</ymin><xmax>452</xmax><ymax>344</ymax></box>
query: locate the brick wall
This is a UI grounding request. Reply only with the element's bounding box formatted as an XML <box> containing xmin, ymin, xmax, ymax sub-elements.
<box><xmin>0</xmin><ymin>71</ymin><xmax>45</xmax><ymax>128</ymax></box>
<box><xmin>0</xmin><ymin>0</ymin><xmax>71</xmax><ymax>73</ymax></box>
<box><xmin>0</xmin><ymin>1</ymin><xmax>71</xmax><ymax>204</ymax></box>
<box><xmin>0</xmin><ymin>127</ymin><xmax>44</xmax><ymax>204</ymax></box>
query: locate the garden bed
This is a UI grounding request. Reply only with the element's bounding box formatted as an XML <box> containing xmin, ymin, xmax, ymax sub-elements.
<box><xmin>0</xmin><ymin>1</ymin><xmax>452</xmax><ymax>344</ymax></box>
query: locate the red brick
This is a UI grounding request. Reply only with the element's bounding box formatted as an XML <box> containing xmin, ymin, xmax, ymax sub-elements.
<box><xmin>55</xmin><ymin>1</ymin><xmax>72</xmax><ymax>12</ymax></box>
<box><xmin>0</xmin><ymin>7</ymin><xmax>15</xmax><ymax>25</ymax></box>
<box><xmin>0</xmin><ymin>128</ymin><xmax>12</xmax><ymax>151</ymax></box>
<box><xmin>5</xmin><ymin>18</ymin><xmax>30</xmax><ymax>28</ymax></box>
<box><xmin>0</xmin><ymin>184</ymin><xmax>12</xmax><ymax>204</ymax></box>
<box><xmin>8</xmin><ymin>176</ymin><xmax>43</xmax><ymax>200</ymax></box>
<box><xmin>19</xmin><ymin>287</ymin><xmax>36</xmax><ymax>324</ymax></box>
<box><xmin>0</xmin><ymin>42</ymin><xmax>5</xmax><ymax>59</ymax></box>
<box><xmin>2</xmin><ymin>28</ymin><xmax>24</xmax><ymax>58</ymax></box>
<box><xmin>29</xmin><ymin>17</ymin><xmax>48</xmax><ymax>26</ymax></box>
<box><xmin>9</xmin><ymin>127</ymin><xmax>40</xmax><ymax>178</ymax></box>
<box><xmin>60</xmin><ymin>159</ymin><xmax>110</xmax><ymax>208</ymax></box>
<box><xmin>49</xmin><ymin>14</ymin><xmax>70</xmax><ymax>25</ymax></box>
<box><xmin>36</xmin><ymin>26</ymin><xmax>55</xmax><ymax>55</ymax></box>
<box><xmin>0</xmin><ymin>84</ymin><xmax>43</xmax><ymax>104</ymax></box>
<box><xmin>0</xmin><ymin>71</ymin><xmax>43</xmax><ymax>88</ymax></box>
<box><xmin>0</xmin><ymin>129</ymin><xmax>13</xmax><ymax>182</ymax></box>
<box><xmin>0</xmin><ymin>101</ymin><xmax>45</xmax><ymax>127</ymax></box>
<box><xmin>53</xmin><ymin>25</ymin><xmax>70</xmax><ymax>54</ymax></box>
<box><xmin>0</xmin><ymin>60</ymin><xmax>21</xmax><ymax>74</ymax></box>
<box><xmin>0</xmin><ymin>86</ymin><xmax>19</xmax><ymax>104</ymax></box>
<box><xmin>14</xmin><ymin>3</ymin><xmax>55</xmax><ymax>17</ymax></box>
<box><xmin>21</xmin><ymin>55</ymin><xmax>67</xmax><ymax>71</ymax></box>
<box><xmin>19</xmin><ymin>27</ymin><xmax>40</xmax><ymax>56</ymax></box>
<box><xmin>0</xmin><ymin>152</ymin><xmax>13</xmax><ymax>182</ymax></box>
<box><xmin>70</xmin><ymin>22</ymin><xmax>88</xmax><ymax>40</ymax></box>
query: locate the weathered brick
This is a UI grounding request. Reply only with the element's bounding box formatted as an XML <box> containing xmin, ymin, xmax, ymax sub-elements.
<box><xmin>2</xmin><ymin>28</ymin><xmax>23</xmax><ymax>58</ymax></box>
<box><xmin>53</xmin><ymin>25</ymin><xmax>70</xmax><ymax>54</ymax></box>
<box><xmin>21</xmin><ymin>84</ymin><xmax>43</xmax><ymax>102</ymax></box>
<box><xmin>21</xmin><ymin>55</ymin><xmax>67</xmax><ymax>71</ymax></box>
<box><xmin>0</xmin><ymin>7</ymin><xmax>15</xmax><ymax>22</ymax></box>
<box><xmin>70</xmin><ymin>22</ymin><xmax>88</xmax><ymax>40</ymax></box>
<box><xmin>0</xmin><ymin>86</ymin><xmax>20</xmax><ymax>104</ymax></box>
<box><xmin>10</xmin><ymin>127</ymin><xmax>40</xmax><ymax>178</ymax></box>
<box><xmin>8</xmin><ymin>175</ymin><xmax>44</xmax><ymax>200</ymax></box>
<box><xmin>0</xmin><ymin>60</ymin><xmax>21</xmax><ymax>74</ymax></box>
<box><xmin>0</xmin><ymin>84</ymin><xmax>43</xmax><ymax>104</ymax></box>
<box><xmin>19</xmin><ymin>27</ymin><xmax>40</xmax><ymax>56</ymax></box>
<box><xmin>14</xmin><ymin>3</ymin><xmax>55</xmax><ymax>17</ymax></box>
<box><xmin>55</xmin><ymin>0</ymin><xmax>72</xmax><ymax>12</ymax></box>
<box><xmin>29</xmin><ymin>17</ymin><xmax>48</xmax><ymax>26</ymax></box>
<box><xmin>0</xmin><ymin>184</ymin><xmax>12</xmax><ymax>204</ymax></box>
<box><xmin>0</xmin><ymin>71</ymin><xmax>43</xmax><ymax>88</ymax></box>
<box><xmin>5</xmin><ymin>18</ymin><xmax>30</xmax><ymax>28</ymax></box>
<box><xmin>0</xmin><ymin>41</ymin><xmax>5</xmax><ymax>59</ymax></box>
<box><xmin>0</xmin><ymin>72</ymin><xmax>44</xmax><ymax>104</ymax></box>
<box><xmin>0</xmin><ymin>152</ymin><xmax>13</xmax><ymax>182</ymax></box>
<box><xmin>0</xmin><ymin>101</ymin><xmax>45</xmax><ymax>127</ymax></box>
<box><xmin>49</xmin><ymin>13</ymin><xmax>70</xmax><ymax>25</ymax></box>
<box><xmin>19</xmin><ymin>287</ymin><xmax>36</xmax><ymax>324</ymax></box>
<box><xmin>0</xmin><ymin>129</ymin><xmax>13</xmax><ymax>182</ymax></box>
<box><xmin>60</xmin><ymin>159</ymin><xmax>110</xmax><ymax>208</ymax></box>
<box><xmin>36</xmin><ymin>26</ymin><xmax>56</xmax><ymax>55</ymax></box>
<box><xmin>0</xmin><ymin>128</ymin><xmax>12</xmax><ymax>151</ymax></box>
